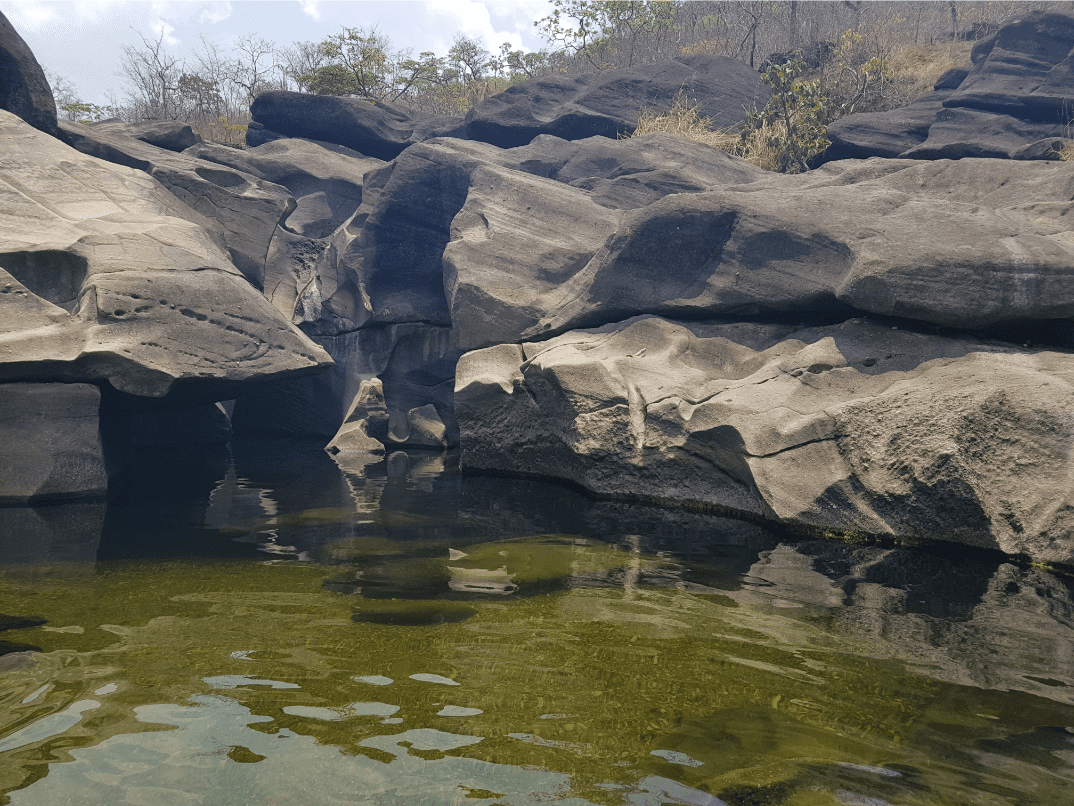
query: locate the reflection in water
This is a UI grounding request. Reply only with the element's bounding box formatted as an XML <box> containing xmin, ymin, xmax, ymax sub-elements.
<box><xmin>0</xmin><ymin>440</ymin><xmax>1073</xmax><ymax>805</ymax></box>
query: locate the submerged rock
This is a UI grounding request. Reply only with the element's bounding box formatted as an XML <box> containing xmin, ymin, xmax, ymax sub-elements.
<box><xmin>456</xmin><ymin>316</ymin><xmax>1074</xmax><ymax>565</ymax></box>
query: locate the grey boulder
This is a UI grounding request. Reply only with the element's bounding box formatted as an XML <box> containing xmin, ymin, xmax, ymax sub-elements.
<box><xmin>526</xmin><ymin>157</ymin><xmax>1074</xmax><ymax>339</ymax></box>
<box><xmin>92</xmin><ymin>119</ymin><xmax>202</xmax><ymax>152</ymax></box>
<box><xmin>0</xmin><ymin>110</ymin><xmax>331</xmax><ymax>404</ymax></box>
<box><xmin>315</xmin><ymin>133</ymin><xmax>767</xmax><ymax>337</ymax></box>
<box><xmin>823</xmin><ymin>9</ymin><xmax>1074</xmax><ymax>162</ymax></box>
<box><xmin>187</xmin><ymin>138</ymin><xmax>384</xmax><ymax>323</ymax></box>
<box><xmin>249</xmin><ymin>91</ymin><xmax>465</xmax><ymax>160</ymax></box>
<box><xmin>59</xmin><ymin>119</ymin><xmax>294</xmax><ymax>289</ymax></box>
<box><xmin>456</xmin><ymin>316</ymin><xmax>1074</xmax><ymax>565</ymax></box>
<box><xmin>0</xmin><ymin>10</ymin><xmax>58</xmax><ymax>138</ymax></box>
<box><xmin>464</xmin><ymin>54</ymin><xmax>770</xmax><ymax>149</ymax></box>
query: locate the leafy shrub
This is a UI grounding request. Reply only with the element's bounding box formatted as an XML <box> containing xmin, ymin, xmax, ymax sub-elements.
<box><xmin>744</xmin><ymin>57</ymin><xmax>836</xmax><ymax>173</ymax></box>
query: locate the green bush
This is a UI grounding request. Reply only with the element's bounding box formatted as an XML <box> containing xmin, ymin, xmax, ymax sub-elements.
<box><xmin>744</xmin><ymin>57</ymin><xmax>836</xmax><ymax>173</ymax></box>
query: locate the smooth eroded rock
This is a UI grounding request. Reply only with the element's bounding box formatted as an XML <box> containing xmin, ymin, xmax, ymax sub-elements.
<box><xmin>822</xmin><ymin>9</ymin><xmax>1074</xmax><ymax>162</ymax></box>
<box><xmin>0</xmin><ymin>11</ymin><xmax>58</xmax><ymax>137</ymax></box>
<box><xmin>0</xmin><ymin>110</ymin><xmax>331</xmax><ymax>404</ymax></box>
<box><xmin>0</xmin><ymin>383</ymin><xmax>108</xmax><ymax>503</ymax></box>
<box><xmin>465</xmin><ymin>54</ymin><xmax>770</xmax><ymax>148</ymax></box>
<box><xmin>456</xmin><ymin>316</ymin><xmax>1074</xmax><ymax>565</ymax></box>
<box><xmin>60</xmin><ymin>119</ymin><xmax>294</xmax><ymax>288</ymax></box>
<box><xmin>527</xmin><ymin>157</ymin><xmax>1074</xmax><ymax>338</ymax></box>
<box><xmin>315</xmin><ymin>133</ymin><xmax>767</xmax><ymax>337</ymax></box>
<box><xmin>249</xmin><ymin>91</ymin><xmax>465</xmax><ymax>160</ymax></box>
<box><xmin>92</xmin><ymin>119</ymin><xmax>201</xmax><ymax>152</ymax></box>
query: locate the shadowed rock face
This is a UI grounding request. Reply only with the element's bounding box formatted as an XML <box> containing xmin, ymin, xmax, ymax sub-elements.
<box><xmin>0</xmin><ymin>383</ymin><xmax>108</xmax><ymax>503</ymax></box>
<box><xmin>825</xmin><ymin>9</ymin><xmax>1074</xmax><ymax>162</ymax></box>
<box><xmin>464</xmin><ymin>54</ymin><xmax>771</xmax><ymax>149</ymax></box>
<box><xmin>456</xmin><ymin>316</ymin><xmax>1074</xmax><ymax>565</ymax></box>
<box><xmin>0</xmin><ymin>10</ymin><xmax>58</xmax><ymax>138</ymax></box>
<box><xmin>248</xmin><ymin>92</ymin><xmax>466</xmax><ymax>160</ymax></box>
<box><xmin>523</xmin><ymin>157</ymin><xmax>1074</xmax><ymax>339</ymax></box>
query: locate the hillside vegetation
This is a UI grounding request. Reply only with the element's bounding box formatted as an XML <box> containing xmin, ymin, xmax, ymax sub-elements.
<box><xmin>51</xmin><ymin>1</ymin><xmax>1073</xmax><ymax>151</ymax></box>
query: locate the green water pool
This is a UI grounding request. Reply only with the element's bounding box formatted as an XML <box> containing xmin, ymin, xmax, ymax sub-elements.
<box><xmin>1</xmin><ymin>444</ymin><xmax>1072</xmax><ymax>805</ymax></box>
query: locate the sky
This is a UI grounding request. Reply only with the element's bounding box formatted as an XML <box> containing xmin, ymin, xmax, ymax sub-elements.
<box><xmin>2</xmin><ymin>0</ymin><xmax>553</xmax><ymax>105</ymax></box>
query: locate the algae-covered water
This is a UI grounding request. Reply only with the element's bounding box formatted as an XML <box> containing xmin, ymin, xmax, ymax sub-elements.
<box><xmin>1</xmin><ymin>443</ymin><xmax>1073</xmax><ymax>806</ymax></box>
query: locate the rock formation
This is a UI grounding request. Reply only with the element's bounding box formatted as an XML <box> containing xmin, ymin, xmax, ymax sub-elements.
<box><xmin>7</xmin><ymin>7</ymin><xmax>1074</xmax><ymax>565</ymax></box>
<box><xmin>464</xmin><ymin>54</ymin><xmax>771</xmax><ymax>148</ymax></box>
<box><xmin>91</xmin><ymin>119</ymin><xmax>202</xmax><ymax>152</ymax></box>
<box><xmin>0</xmin><ymin>10</ymin><xmax>58</xmax><ymax>138</ymax></box>
<box><xmin>455</xmin><ymin>316</ymin><xmax>1074</xmax><ymax>566</ymax></box>
<box><xmin>248</xmin><ymin>91</ymin><xmax>466</xmax><ymax>159</ymax></box>
<box><xmin>825</xmin><ymin>9</ymin><xmax>1074</xmax><ymax>161</ymax></box>
<box><xmin>0</xmin><ymin>109</ymin><xmax>331</xmax><ymax>500</ymax></box>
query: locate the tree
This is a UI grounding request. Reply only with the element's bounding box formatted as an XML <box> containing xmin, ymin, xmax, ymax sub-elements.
<box><xmin>305</xmin><ymin>63</ymin><xmax>360</xmax><ymax>96</ymax></box>
<box><xmin>537</xmin><ymin>0</ymin><xmax>678</xmax><ymax>69</ymax></box>
<box><xmin>312</xmin><ymin>26</ymin><xmax>395</xmax><ymax>99</ymax></box>
<box><xmin>231</xmin><ymin>33</ymin><xmax>279</xmax><ymax>102</ymax></box>
<box><xmin>448</xmin><ymin>34</ymin><xmax>492</xmax><ymax>82</ymax></box>
<box><xmin>278</xmin><ymin>40</ymin><xmax>328</xmax><ymax>92</ymax></box>
<box><xmin>119</xmin><ymin>30</ymin><xmax>184</xmax><ymax>120</ymax></box>
<box><xmin>498</xmin><ymin>43</ymin><xmax>557</xmax><ymax>80</ymax></box>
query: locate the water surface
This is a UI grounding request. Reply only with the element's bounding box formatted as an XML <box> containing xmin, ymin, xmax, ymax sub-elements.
<box><xmin>1</xmin><ymin>442</ymin><xmax>1073</xmax><ymax>805</ymax></box>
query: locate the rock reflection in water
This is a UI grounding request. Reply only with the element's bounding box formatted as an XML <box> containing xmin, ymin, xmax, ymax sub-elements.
<box><xmin>2</xmin><ymin>441</ymin><xmax>1074</xmax><ymax>805</ymax></box>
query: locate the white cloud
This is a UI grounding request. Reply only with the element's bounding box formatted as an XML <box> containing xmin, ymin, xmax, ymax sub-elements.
<box><xmin>420</xmin><ymin>0</ymin><xmax>544</xmax><ymax>55</ymax></box>
<box><xmin>149</xmin><ymin>18</ymin><xmax>180</xmax><ymax>48</ymax></box>
<box><xmin>198</xmin><ymin>1</ymin><xmax>233</xmax><ymax>25</ymax></box>
<box><xmin>1</xmin><ymin>1</ymin><xmax>61</xmax><ymax>32</ymax></box>
<box><xmin>298</xmin><ymin>0</ymin><xmax>320</xmax><ymax>20</ymax></box>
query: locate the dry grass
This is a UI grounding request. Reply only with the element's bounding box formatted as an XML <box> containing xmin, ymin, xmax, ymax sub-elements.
<box><xmin>632</xmin><ymin>95</ymin><xmax>786</xmax><ymax>171</ymax></box>
<box><xmin>884</xmin><ymin>41</ymin><xmax>974</xmax><ymax>104</ymax></box>
<box><xmin>1058</xmin><ymin>142</ymin><xmax>1074</xmax><ymax>161</ymax></box>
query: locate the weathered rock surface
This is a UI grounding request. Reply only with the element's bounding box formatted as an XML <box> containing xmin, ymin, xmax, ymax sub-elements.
<box><xmin>456</xmin><ymin>315</ymin><xmax>1074</xmax><ymax>565</ymax></box>
<box><xmin>249</xmin><ymin>91</ymin><xmax>465</xmax><ymax>160</ymax></box>
<box><xmin>235</xmin><ymin>323</ymin><xmax>458</xmax><ymax>447</ymax></box>
<box><xmin>824</xmin><ymin>9</ymin><xmax>1074</xmax><ymax>162</ymax></box>
<box><xmin>526</xmin><ymin>157</ymin><xmax>1074</xmax><ymax>339</ymax></box>
<box><xmin>443</xmin><ymin>163</ymin><xmax>622</xmax><ymax>352</ymax></box>
<box><xmin>188</xmin><ymin>138</ymin><xmax>384</xmax><ymax>321</ymax></box>
<box><xmin>188</xmin><ymin>138</ymin><xmax>383</xmax><ymax>238</ymax></box>
<box><xmin>316</xmin><ymin>133</ymin><xmax>766</xmax><ymax>337</ymax></box>
<box><xmin>300</xmin><ymin>132</ymin><xmax>760</xmax><ymax>443</ymax></box>
<box><xmin>825</xmin><ymin>91</ymin><xmax>954</xmax><ymax>161</ymax></box>
<box><xmin>59</xmin><ymin>119</ymin><xmax>294</xmax><ymax>288</ymax></box>
<box><xmin>92</xmin><ymin>119</ymin><xmax>201</xmax><ymax>152</ymax></box>
<box><xmin>0</xmin><ymin>10</ymin><xmax>59</xmax><ymax>138</ymax></box>
<box><xmin>0</xmin><ymin>110</ymin><xmax>331</xmax><ymax>404</ymax></box>
<box><xmin>327</xmin><ymin>377</ymin><xmax>389</xmax><ymax>454</ymax></box>
<box><xmin>465</xmin><ymin>54</ymin><xmax>770</xmax><ymax>148</ymax></box>
<box><xmin>0</xmin><ymin>383</ymin><xmax>108</xmax><ymax>503</ymax></box>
